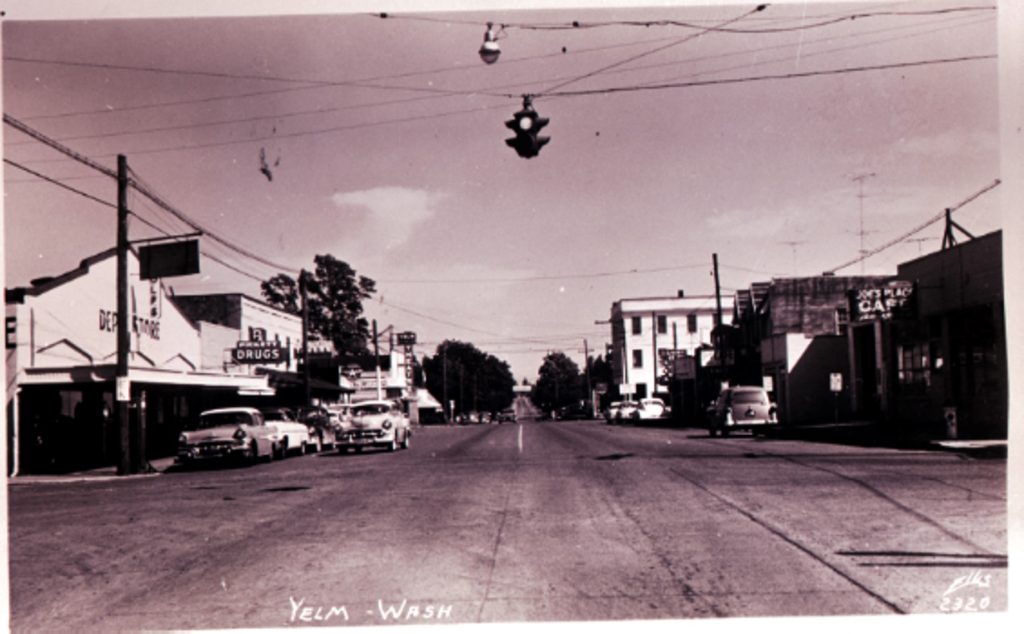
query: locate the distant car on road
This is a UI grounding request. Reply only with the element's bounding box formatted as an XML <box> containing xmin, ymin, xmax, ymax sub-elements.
<box><xmin>632</xmin><ymin>397</ymin><xmax>667</xmax><ymax>421</ymax></box>
<box><xmin>260</xmin><ymin>407</ymin><xmax>313</xmax><ymax>457</ymax></box>
<box><xmin>707</xmin><ymin>386</ymin><xmax>778</xmax><ymax>437</ymax></box>
<box><xmin>556</xmin><ymin>403</ymin><xmax>592</xmax><ymax>420</ymax></box>
<box><xmin>336</xmin><ymin>400</ymin><xmax>411</xmax><ymax>453</ymax></box>
<box><xmin>177</xmin><ymin>407</ymin><xmax>276</xmax><ymax>466</ymax></box>
<box><xmin>496</xmin><ymin>408</ymin><xmax>517</xmax><ymax>423</ymax></box>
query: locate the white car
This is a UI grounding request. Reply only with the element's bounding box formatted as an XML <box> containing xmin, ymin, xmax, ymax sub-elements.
<box><xmin>336</xmin><ymin>399</ymin><xmax>411</xmax><ymax>453</ymax></box>
<box><xmin>260</xmin><ymin>408</ymin><xmax>313</xmax><ymax>457</ymax></box>
<box><xmin>633</xmin><ymin>398</ymin><xmax>667</xmax><ymax>420</ymax></box>
<box><xmin>177</xmin><ymin>407</ymin><xmax>277</xmax><ymax>465</ymax></box>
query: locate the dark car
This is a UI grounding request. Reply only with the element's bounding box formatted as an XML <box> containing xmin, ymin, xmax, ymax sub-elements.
<box><xmin>707</xmin><ymin>386</ymin><xmax>778</xmax><ymax>437</ymax></box>
<box><xmin>496</xmin><ymin>408</ymin><xmax>517</xmax><ymax>423</ymax></box>
<box><xmin>556</xmin><ymin>403</ymin><xmax>592</xmax><ymax>420</ymax></box>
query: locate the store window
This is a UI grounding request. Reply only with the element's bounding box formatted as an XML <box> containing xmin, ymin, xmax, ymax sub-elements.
<box><xmin>897</xmin><ymin>342</ymin><xmax>930</xmax><ymax>391</ymax></box>
<box><xmin>631</xmin><ymin>316</ymin><xmax>642</xmax><ymax>335</ymax></box>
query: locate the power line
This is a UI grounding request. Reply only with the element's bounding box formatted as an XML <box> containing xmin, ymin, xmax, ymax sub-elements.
<box><xmin>373</xmin><ymin>6</ymin><xmax>994</xmax><ymax>33</ymax></box>
<box><xmin>3</xmin><ymin>158</ymin><xmax>115</xmax><ymax>209</ymax></box>
<box><xmin>826</xmin><ymin>178</ymin><xmax>1001</xmax><ymax>273</ymax></box>
<box><xmin>6</xmin><ymin>11</ymin><xmax>989</xmax><ymax>151</ymax></box>
<box><xmin>5</xmin><ymin>112</ymin><xmax>301</xmax><ymax>277</ymax></box>
<box><xmin>536</xmin><ymin>4</ymin><xmax>766</xmax><ymax>97</ymax></box>
<box><xmin>544</xmin><ymin>53</ymin><xmax>996</xmax><ymax>97</ymax></box>
<box><xmin>379</xmin><ymin>263</ymin><xmax>708</xmax><ymax>284</ymax></box>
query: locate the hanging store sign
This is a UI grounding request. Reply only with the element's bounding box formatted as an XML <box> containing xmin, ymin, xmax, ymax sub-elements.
<box><xmin>849</xmin><ymin>281</ymin><xmax>915</xmax><ymax>322</ymax></box>
<box><xmin>232</xmin><ymin>341</ymin><xmax>286</xmax><ymax>364</ymax></box>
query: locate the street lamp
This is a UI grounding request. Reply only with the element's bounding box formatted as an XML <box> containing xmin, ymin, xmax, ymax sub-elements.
<box><xmin>479</xmin><ymin>22</ymin><xmax>501</xmax><ymax>64</ymax></box>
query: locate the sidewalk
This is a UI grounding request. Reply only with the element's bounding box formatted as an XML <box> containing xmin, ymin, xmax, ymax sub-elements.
<box><xmin>773</xmin><ymin>420</ymin><xmax>1007</xmax><ymax>458</ymax></box>
<box><xmin>8</xmin><ymin>455</ymin><xmax>178</xmax><ymax>484</ymax></box>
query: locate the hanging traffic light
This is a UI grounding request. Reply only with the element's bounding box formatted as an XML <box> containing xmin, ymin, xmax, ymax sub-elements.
<box><xmin>505</xmin><ymin>95</ymin><xmax>550</xmax><ymax>159</ymax></box>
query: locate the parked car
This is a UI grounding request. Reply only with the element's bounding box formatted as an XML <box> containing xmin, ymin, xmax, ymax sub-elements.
<box><xmin>259</xmin><ymin>407</ymin><xmax>313</xmax><ymax>457</ymax></box>
<box><xmin>632</xmin><ymin>397</ymin><xmax>667</xmax><ymax>420</ymax></box>
<box><xmin>556</xmin><ymin>403</ymin><xmax>592</xmax><ymax>420</ymax></box>
<box><xmin>604</xmin><ymin>401</ymin><xmax>623</xmax><ymax>423</ymax></box>
<box><xmin>335</xmin><ymin>399</ymin><xmax>411</xmax><ymax>453</ymax></box>
<box><xmin>617</xmin><ymin>401</ymin><xmax>640</xmax><ymax>422</ymax></box>
<box><xmin>496</xmin><ymin>408</ymin><xmax>517</xmax><ymax>423</ymax></box>
<box><xmin>707</xmin><ymin>386</ymin><xmax>778</xmax><ymax>437</ymax></box>
<box><xmin>177</xmin><ymin>407</ymin><xmax>277</xmax><ymax>466</ymax></box>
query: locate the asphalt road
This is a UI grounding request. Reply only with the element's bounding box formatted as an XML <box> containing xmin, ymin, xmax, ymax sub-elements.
<box><xmin>7</xmin><ymin>419</ymin><xmax>1007</xmax><ymax>630</ymax></box>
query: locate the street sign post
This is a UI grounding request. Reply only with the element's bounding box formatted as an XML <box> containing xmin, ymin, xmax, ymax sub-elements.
<box><xmin>830</xmin><ymin>373</ymin><xmax>843</xmax><ymax>423</ymax></box>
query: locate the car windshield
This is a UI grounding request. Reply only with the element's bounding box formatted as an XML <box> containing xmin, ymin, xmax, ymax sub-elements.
<box><xmin>732</xmin><ymin>391</ymin><xmax>767</xmax><ymax>404</ymax></box>
<box><xmin>353</xmin><ymin>404</ymin><xmax>390</xmax><ymax>416</ymax></box>
<box><xmin>194</xmin><ymin>411</ymin><xmax>254</xmax><ymax>429</ymax></box>
<box><xmin>262</xmin><ymin>410</ymin><xmax>292</xmax><ymax>421</ymax></box>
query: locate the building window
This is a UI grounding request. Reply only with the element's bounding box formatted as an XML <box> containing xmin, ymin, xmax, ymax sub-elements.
<box><xmin>632</xmin><ymin>349</ymin><xmax>643</xmax><ymax>368</ymax></box>
<box><xmin>5</xmin><ymin>317</ymin><xmax>16</xmax><ymax>349</ymax></box>
<box><xmin>835</xmin><ymin>306</ymin><xmax>849</xmax><ymax>336</ymax></box>
<box><xmin>636</xmin><ymin>383</ymin><xmax>648</xmax><ymax>399</ymax></box>
<box><xmin>687</xmin><ymin>314</ymin><xmax>698</xmax><ymax>333</ymax></box>
<box><xmin>897</xmin><ymin>342</ymin><xmax>930</xmax><ymax>391</ymax></box>
<box><xmin>656</xmin><ymin>315</ymin><xmax>667</xmax><ymax>334</ymax></box>
<box><xmin>631</xmin><ymin>316</ymin><xmax>642</xmax><ymax>335</ymax></box>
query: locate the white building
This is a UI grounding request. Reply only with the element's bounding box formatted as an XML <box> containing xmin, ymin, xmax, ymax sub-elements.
<box><xmin>608</xmin><ymin>292</ymin><xmax>734</xmax><ymax>399</ymax></box>
<box><xmin>4</xmin><ymin>249</ymin><xmax>271</xmax><ymax>474</ymax></box>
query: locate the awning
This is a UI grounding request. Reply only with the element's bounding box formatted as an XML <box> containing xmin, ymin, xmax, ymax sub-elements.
<box><xmin>256</xmin><ymin>369</ymin><xmax>353</xmax><ymax>394</ymax></box>
<box><xmin>415</xmin><ymin>389</ymin><xmax>443</xmax><ymax>410</ymax></box>
<box><xmin>18</xmin><ymin>364</ymin><xmax>273</xmax><ymax>392</ymax></box>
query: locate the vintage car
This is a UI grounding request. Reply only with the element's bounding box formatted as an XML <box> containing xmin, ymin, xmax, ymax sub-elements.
<box><xmin>707</xmin><ymin>386</ymin><xmax>779</xmax><ymax>437</ymax></box>
<box><xmin>259</xmin><ymin>407</ymin><xmax>313</xmax><ymax>456</ymax></box>
<box><xmin>616</xmin><ymin>400</ymin><xmax>641</xmax><ymax>422</ymax></box>
<box><xmin>496</xmin><ymin>407</ymin><xmax>517</xmax><ymax>423</ymax></box>
<box><xmin>335</xmin><ymin>399</ymin><xmax>411</xmax><ymax>453</ymax></box>
<box><xmin>632</xmin><ymin>397</ymin><xmax>667</xmax><ymax>420</ymax></box>
<box><xmin>604</xmin><ymin>401</ymin><xmax>623</xmax><ymax>423</ymax></box>
<box><xmin>177</xmin><ymin>407</ymin><xmax>277</xmax><ymax>465</ymax></box>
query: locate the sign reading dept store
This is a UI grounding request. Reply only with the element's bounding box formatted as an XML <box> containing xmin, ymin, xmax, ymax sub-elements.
<box><xmin>849</xmin><ymin>280</ymin><xmax>915</xmax><ymax>322</ymax></box>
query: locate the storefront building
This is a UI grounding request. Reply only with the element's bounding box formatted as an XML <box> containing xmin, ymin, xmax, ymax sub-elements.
<box><xmin>886</xmin><ymin>230</ymin><xmax>1006</xmax><ymax>439</ymax></box>
<box><xmin>5</xmin><ymin>249</ymin><xmax>271</xmax><ymax>474</ymax></box>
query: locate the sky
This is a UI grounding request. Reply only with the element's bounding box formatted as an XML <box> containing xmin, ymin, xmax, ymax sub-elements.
<box><xmin>0</xmin><ymin>0</ymin><xmax>1006</xmax><ymax>382</ymax></box>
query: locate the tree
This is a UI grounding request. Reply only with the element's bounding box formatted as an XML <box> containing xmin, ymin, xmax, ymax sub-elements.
<box><xmin>532</xmin><ymin>352</ymin><xmax>582</xmax><ymax>413</ymax></box>
<box><xmin>260</xmin><ymin>254</ymin><xmax>376</xmax><ymax>356</ymax></box>
<box><xmin>421</xmin><ymin>340</ymin><xmax>515</xmax><ymax>417</ymax></box>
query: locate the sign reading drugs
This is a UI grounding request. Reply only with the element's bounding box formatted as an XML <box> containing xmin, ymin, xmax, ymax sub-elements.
<box><xmin>232</xmin><ymin>340</ymin><xmax>286</xmax><ymax>364</ymax></box>
<box><xmin>849</xmin><ymin>281</ymin><xmax>915</xmax><ymax>322</ymax></box>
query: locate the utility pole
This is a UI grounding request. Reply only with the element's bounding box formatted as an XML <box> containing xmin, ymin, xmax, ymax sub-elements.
<box><xmin>442</xmin><ymin>345</ymin><xmax>448</xmax><ymax>422</ymax></box>
<box><xmin>851</xmin><ymin>172</ymin><xmax>876</xmax><ymax>274</ymax></box>
<box><xmin>712</xmin><ymin>253</ymin><xmax>723</xmax><ymax>360</ymax></box>
<box><xmin>116</xmin><ymin>154</ymin><xmax>132</xmax><ymax>475</ymax></box>
<box><xmin>583</xmin><ymin>338</ymin><xmax>592</xmax><ymax>414</ymax></box>
<box><xmin>300</xmin><ymin>270</ymin><xmax>310</xmax><ymax>407</ymax></box>
<box><xmin>372</xmin><ymin>319</ymin><xmax>382</xmax><ymax>400</ymax></box>
<box><xmin>650</xmin><ymin>311</ymin><xmax>658</xmax><ymax>397</ymax></box>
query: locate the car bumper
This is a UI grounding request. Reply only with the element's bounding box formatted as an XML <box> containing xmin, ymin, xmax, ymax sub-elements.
<box><xmin>177</xmin><ymin>442</ymin><xmax>250</xmax><ymax>462</ymax></box>
<box><xmin>724</xmin><ymin>419</ymin><xmax>777</xmax><ymax>429</ymax></box>
<box><xmin>335</xmin><ymin>429</ymin><xmax>395</xmax><ymax>448</ymax></box>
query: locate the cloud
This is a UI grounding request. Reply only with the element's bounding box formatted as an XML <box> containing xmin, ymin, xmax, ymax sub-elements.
<box><xmin>892</xmin><ymin>128</ymin><xmax>999</xmax><ymax>160</ymax></box>
<box><xmin>331</xmin><ymin>186</ymin><xmax>446</xmax><ymax>251</ymax></box>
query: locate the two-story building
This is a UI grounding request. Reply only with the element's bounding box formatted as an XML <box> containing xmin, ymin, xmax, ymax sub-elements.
<box><xmin>608</xmin><ymin>291</ymin><xmax>733</xmax><ymax>401</ymax></box>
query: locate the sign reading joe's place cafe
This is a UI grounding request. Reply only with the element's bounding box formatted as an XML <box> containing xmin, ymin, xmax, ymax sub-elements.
<box><xmin>849</xmin><ymin>280</ymin><xmax>915</xmax><ymax>322</ymax></box>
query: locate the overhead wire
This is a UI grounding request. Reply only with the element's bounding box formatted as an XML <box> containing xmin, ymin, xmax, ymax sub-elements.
<box><xmin>826</xmin><ymin>179</ymin><xmax>1001</xmax><ymax>273</ymax></box>
<box><xmin>534</xmin><ymin>4</ymin><xmax>768</xmax><ymax>97</ymax></box>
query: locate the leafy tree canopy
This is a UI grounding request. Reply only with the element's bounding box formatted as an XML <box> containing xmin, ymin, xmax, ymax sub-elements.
<box><xmin>421</xmin><ymin>340</ymin><xmax>515</xmax><ymax>416</ymax></box>
<box><xmin>532</xmin><ymin>351</ymin><xmax>583</xmax><ymax>412</ymax></box>
<box><xmin>260</xmin><ymin>254</ymin><xmax>376</xmax><ymax>357</ymax></box>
